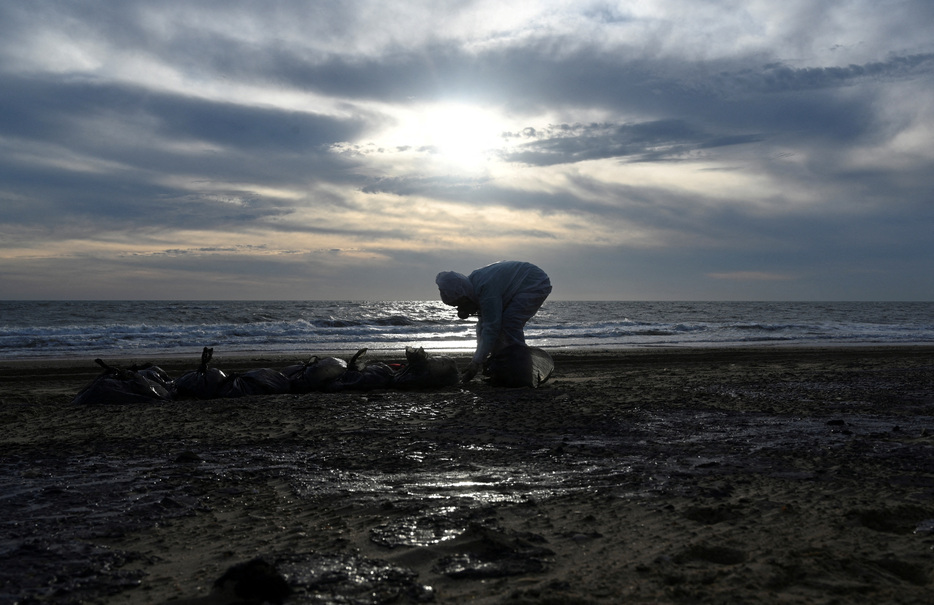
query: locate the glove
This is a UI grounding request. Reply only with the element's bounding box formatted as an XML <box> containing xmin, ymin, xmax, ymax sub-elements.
<box><xmin>461</xmin><ymin>361</ymin><xmax>480</xmax><ymax>383</ymax></box>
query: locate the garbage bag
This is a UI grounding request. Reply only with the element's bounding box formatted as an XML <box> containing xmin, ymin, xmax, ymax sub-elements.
<box><xmin>216</xmin><ymin>367</ymin><xmax>291</xmax><ymax>398</ymax></box>
<box><xmin>483</xmin><ymin>344</ymin><xmax>553</xmax><ymax>388</ymax></box>
<box><xmin>393</xmin><ymin>346</ymin><xmax>460</xmax><ymax>390</ymax></box>
<box><xmin>174</xmin><ymin>347</ymin><xmax>227</xmax><ymax>400</ymax></box>
<box><xmin>71</xmin><ymin>359</ymin><xmax>173</xmax><ymax>405</ymax></box>
<box><xmin>282</xmin><ymin>355</ymin><xmax>348</xmax><ymax>393</ymax></box>
<box><xmin>338</xmin><ymin>348</ymin><xmax>395</xmax><ymax>391</ymax></box>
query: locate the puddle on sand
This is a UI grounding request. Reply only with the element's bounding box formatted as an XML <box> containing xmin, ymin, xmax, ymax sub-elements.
<box><xmin>370</xmin><ymin>505</ymin><xmax>477</xmax><ymax>548</ymax></box>
<box><xmin>274</xmin><ymin>551</ymin><xmax>435</xmax><ymax>603</ymax></box>
<box><xmin>4</xmin><ymin>398</ymin><xmax>934</xmax><ymax>603</ymax></box>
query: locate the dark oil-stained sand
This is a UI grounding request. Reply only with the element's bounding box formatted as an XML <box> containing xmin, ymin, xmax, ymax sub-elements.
<box><xmin>1</xmin><ymin>346</ymin><xmax>933</xmax><ymax>604</ymax></box>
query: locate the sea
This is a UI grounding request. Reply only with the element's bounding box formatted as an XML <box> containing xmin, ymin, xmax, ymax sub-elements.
<box><xmin>0</xmin><ymin>300</ymin><xmax>932</xmax><ymax>360</ymax></box>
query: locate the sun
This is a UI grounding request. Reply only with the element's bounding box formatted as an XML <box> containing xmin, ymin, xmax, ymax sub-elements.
<box><xmin>378</xmin><ymin>102</ymin><xmax>512</xmax><ymax>172</ymax></box>
<box><xmin>418</xmin><ymin>104</ymin><xmax>501</xmax><ymax>167</ymax></box>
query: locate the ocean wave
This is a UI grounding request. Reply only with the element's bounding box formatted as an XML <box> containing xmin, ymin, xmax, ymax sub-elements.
<box><xmin>730</xmin><ymin>323</ymin><xmax>805</xmax><ymax>332</ymax></box>
<box><xmin>1</xmin><ymin>300</ymin><xmax>933</xmax><ymax>358</ymax></box>
<box><xmin>313</xmin><ymin>315</ymin><xmax>425</xmax><ymax>328</ymax></box>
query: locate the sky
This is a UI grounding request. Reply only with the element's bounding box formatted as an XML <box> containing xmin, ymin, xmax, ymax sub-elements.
<box><xmin>1</xmin><ymin>1</ymin><xmax>933</xmax><ymax>301</ymax></box>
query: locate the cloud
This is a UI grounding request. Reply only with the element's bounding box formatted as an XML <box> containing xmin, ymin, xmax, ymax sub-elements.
<box><xmin>498</xmin><ymin>119</ymin><xmax>764</xmax><ymax>166</ymax></box>
<box><xmin>0</xmin><ymin>2</ymin><xmax>933</xmax><ymax>299</ymax></box>
<box><xmin>738</xmin><ymin>54</ymin><xmax>934</xmax><ymax>93</ymax></box>
<box><xmin>0</xmin><ymin>73</ymin><xmax>368</xmax><ymax>162</ymax></box>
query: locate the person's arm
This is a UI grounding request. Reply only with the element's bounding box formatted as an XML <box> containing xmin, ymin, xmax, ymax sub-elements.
<box><xmin>472</xmin><ymin>296</ymin><xmax>502</xmax><ymax>364</ymax></box>
<box><xmin>461</xmin><ymin>295</ymin><xmax>504</xmax><ymax>381</ymax></box>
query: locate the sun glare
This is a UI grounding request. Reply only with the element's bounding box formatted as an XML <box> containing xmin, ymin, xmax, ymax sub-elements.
<box><xmin>380</xmin><ymin>102</ymin><xmax>511</xmax><ymax>171</ymax></box>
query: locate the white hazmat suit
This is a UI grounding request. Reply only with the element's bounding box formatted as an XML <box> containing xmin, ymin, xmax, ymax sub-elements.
<box><xmin>436</xmin><ymin>261</ymin><xmax>552</xmax><ymax>380</ymax></box>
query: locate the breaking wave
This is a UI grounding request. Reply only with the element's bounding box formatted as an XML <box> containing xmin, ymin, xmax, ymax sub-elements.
<box><xmin>1</xmin><ymin>300</ymin><xmax>932</xmax><ymax>358</ymax></box>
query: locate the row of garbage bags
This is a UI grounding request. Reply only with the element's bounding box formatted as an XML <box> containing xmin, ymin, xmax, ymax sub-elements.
<box><xmin>71</xmin><ymin>344</ymin><xmax>555</xmax><ymax>405</ymax></box>
<box><xmin>71</xmin><ymin>346</ymin><xmax>460</xmax><ymax>405</ymax></box>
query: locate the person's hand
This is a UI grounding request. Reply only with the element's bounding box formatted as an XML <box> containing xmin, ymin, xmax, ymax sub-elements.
<box><xmin>456</xmin><ymin>299</ymin><xmax>478</xmax><ymax>319</ymax></box>
<box><xmin>461</xmin><ymin>361</ymin><xmax>480</xmax><ymax>383</ymax></box>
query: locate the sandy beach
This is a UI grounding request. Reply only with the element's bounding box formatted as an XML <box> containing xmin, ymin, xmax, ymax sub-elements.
<box><xmin>2</xmin><ymin>346</ymin><xmax>933</xmax><ymax>604</ymax></box>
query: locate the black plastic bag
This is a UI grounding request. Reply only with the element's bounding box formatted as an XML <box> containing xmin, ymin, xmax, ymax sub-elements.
<box><xmin>129</xmin><ymin>362</ymin><xmax>174</xmax><ymax>391</ymax></box>
<box><xmin>216</xmin><ymin>367</ymin><xmax>291</xmax><ymax>398</ymax></box>
<box><xmin>71</xmin><ymin>359</ymin><xmax>173</xmax><ymax>405</ymax></box>
<box><xmin>282</xmin><ymin>355</ymin><xmax>348</xmax><ymax>393</ymax></box>
<box><xmin>393</xmin><ymin>346</ymin><xmax>459</xmax><ymax>390</ymax></box>
<box><xmin>483</xmin><ymin>344</ymin><xmax>554</xmax><ymax>388</ymax></box>
<box><xmin>174</xmin><ymin>347</ymin><xmax>227</xmax><ymax>400</ymax></box>
<box><xmin>338</xmin><ymin>348</ymin><xmax>396</xmax><ymax>391</ymax></box>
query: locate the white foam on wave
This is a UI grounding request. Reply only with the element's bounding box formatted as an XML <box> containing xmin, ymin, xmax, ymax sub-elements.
<box><xmin>1</xmin><ymin>300</ymin><xmax>933</xmax><ymax>359</ymax></box>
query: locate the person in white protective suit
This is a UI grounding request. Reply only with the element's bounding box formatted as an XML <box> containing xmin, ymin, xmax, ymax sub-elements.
<box><xmin>436</xmin><ymin>261</ymin><xmax>552</xmax><ymax>382</ymax></box>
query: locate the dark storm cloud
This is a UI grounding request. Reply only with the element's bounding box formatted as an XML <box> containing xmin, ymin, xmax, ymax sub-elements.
<box><xmin>498</xmin><ymin>120</ymin><xmax>763</xmax><ymax>166</ymax></box>
<box><xmin>0</xmin><ymin>165</ymin><xmax>295</xmax><ymax>234</ymax></box>
<box><xmin>1</xmin><ymin>1</ymin><xmax>933</xmax><ymax>299</ymax></box>
<box><xmin>4</xmin><ymin>6</ymin><xmax>924</xmax><ymax>173</ymax></box>
<box><xmin>741</xmin><ymin>53</ymin><xmax>934</xmax><ymax>93</ymax></box>
<box><xmin>486</xmin><ymin>51</ymin><xmax>931</xmax><ymax>157</ymax></box>
<box><xmin>0</xmin><ymin>73</ymin><xmax>376</xmax><ymax>230</ymax></box>
<box><xmin>264</xmin><ymin>44</ymin><xmax>928</xmax><ymax>165</ymax></box>
<box><xmin>0</xmin><ymin>75</ymin><xmax>366</xmax><ymax>156</ymax></box>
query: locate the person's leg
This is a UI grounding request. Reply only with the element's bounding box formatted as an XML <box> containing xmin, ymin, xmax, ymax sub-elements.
<box><xmin>499</xmin><ymin>288</ymin><xmax>550</xmax><ymax>348</ymax></box>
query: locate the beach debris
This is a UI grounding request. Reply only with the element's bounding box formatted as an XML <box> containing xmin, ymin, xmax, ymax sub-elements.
<box><xmin>212</xmin><ymin>558</ymin><xmax>291</xmax><ymax>605</ymax></box>
<box><xmin>216</xmin><ymin>367</ymin><xmax>291</xmax><ymax>398</ymax></box>
<box><xmin>71</xmin><ymin>359</ymin><xmax>173</xmax><ymax>405</ymax></box>
<box><xmin>338</xmin><ymin>348</ymin><xmax>397</xmax><ymax>391</ymax></box>
<box><xmin>174</xmin><ymin>347</ymin><xmax>228</xmax><ymax>400</ymax></box>
<box><xmin>392</xmin><ymin>346</ymin><xmax>460</xmax><ymax>389</ymax></box>
<box><xmin>70</xmin><ymin>341</ymin><xmax>551</xmax><ymax>404</ymax></box>
<box><xmin>129</xmin><ymin>362</ymin><xmax>174</xmax><ymax>391</ymax></box>
<box><xmin>483</xmin><ymin>344</ymin><xmax>554</xmax><ymax>388</ymax></box>
<box><xmin>282</xmin><ymin>355</ymin><xmax>348</xmax><ymax>393</ymax></box>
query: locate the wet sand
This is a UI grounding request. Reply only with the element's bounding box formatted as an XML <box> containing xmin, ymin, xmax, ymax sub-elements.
<box><xmin>1</xmin><ymin>346</ymin><xmax>934</xmax><ymax>604</ymax></box>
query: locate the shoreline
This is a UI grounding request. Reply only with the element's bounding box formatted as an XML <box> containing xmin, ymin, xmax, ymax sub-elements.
<box><xmin>2</xmin><ymin>345</ymin><xmax>933</xmax><ymax>603</ymax></box>
<box><xmin>1</xmin><ymin>341</ymin><xmax>932</xmax><ymax>367</ymax></box>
